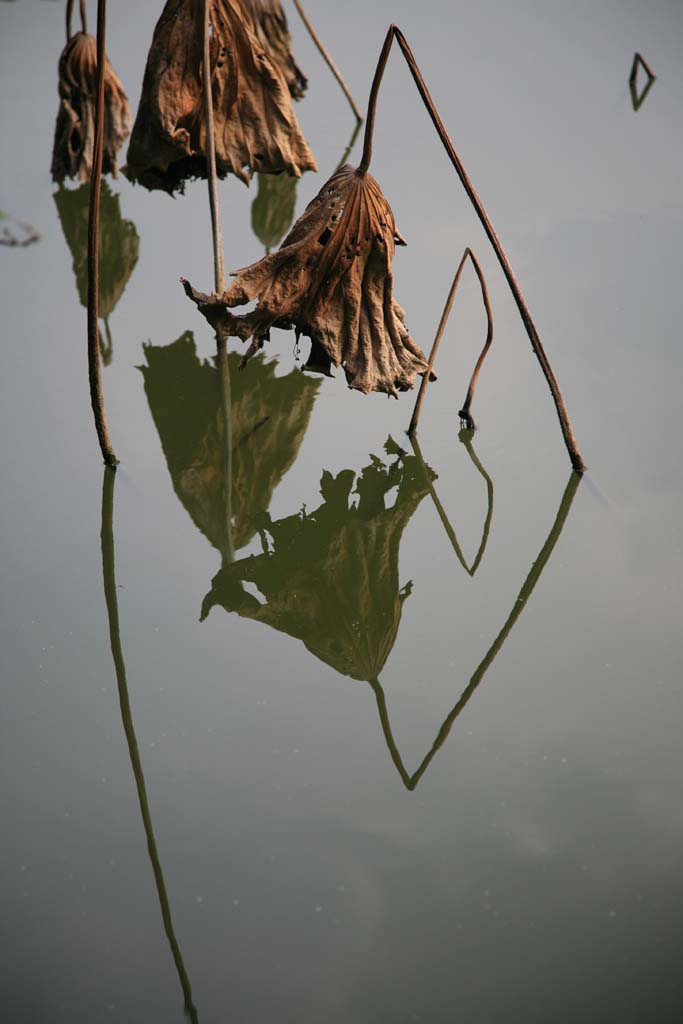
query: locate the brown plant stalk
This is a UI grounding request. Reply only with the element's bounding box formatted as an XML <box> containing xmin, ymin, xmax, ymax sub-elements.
<box><xmin>87</xmin><ymin>0</ymin><xmax>118</xmax><ymax>466</ymax></box>
<box><xmin>202</xmin><ymin>0</ymin><xmax>225</xmax><ymax>295</ymax></box>
<box><xmin>66</xmin><ymin>0</ymin><xmax>88</xmax><ymax>41</ymax></box>
<box><xmin>360</xmin><ymin>25</ymin><xmax>585</xmax><ymax>474</ymax></box>
<box><xmin>291</xmin><ymin>0</ymin><xmax>362</xmax><ymax>122</ymax></box>
<box><xmin>408</xmin><ymin>247</ymin><xmax>492</xmax><ymax>435</ymax></box>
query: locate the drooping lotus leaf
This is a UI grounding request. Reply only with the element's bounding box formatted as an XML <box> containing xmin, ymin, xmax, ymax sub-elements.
<box><xmin>51</xmin><ymin>31</ymin><xmax>131</xmax><ymax>183</ymax></box>
<box><xmin>124</xmin><ymin>0</ymin><xmax>316</xmax><ymax>194</ymax></box>
<box><xmin>201</xmin><ymin>439</ymin><xmax>436</xmax><ymax>682</ymax></box>
<box><xmin>245</xmin><ymin>0</ymin><xmax>307</xmax><ymax>99</ymax></box>
<box><xmin>140</xmin><ymin>332</ymin><xmax>321</xmax><ymax>555</ymax></box>
<box><xmin>251</xmin><ymin>171</ymin><xmax>298</xmax><ymax>252</ymax></box>
<box><xmin>54</xmin><ymin>181</ymin><xmax>139</xmax><ymax>317</ymax></box>
<box><xmin>183</xmin><ymin>164</ymin><xmax>433</xmax><ymax>396</ymax></box>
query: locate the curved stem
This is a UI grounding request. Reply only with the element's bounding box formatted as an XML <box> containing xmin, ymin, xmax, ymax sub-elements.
<box><xmin>202</xmin><ymin>0</ymin><xmax>225</xmax><ymax>295</ymax></box>
<box><xmin>80</xmin><ymin>0</ymin><xmax>88</xmax><ymax>33</ymax></box>
<box><xmin>361</xmin><ymin>25</ymin><xmax>585</xmax><ymax>474</ymax></box>
<box><xmin>458</xmin><ymin>249</ymin><xmax>493</xmax><ymax>428</ymax></box>
<box><xmin>408</xmin><ymin>248</ymin><xmax>468</xmax><ymax>435</ymax></box>
<box><xmin>371</xmin><ymin>468</ymin><xmax>581</xmax><ymax>790</ymax></box>
<box><xmin>66</xmin><ymin>0</ymin><xmax>74</xmax><ymax>41</ymax></box>
<box><xmin>100</xmin><ymin>468</ymin><xmax>199</xmax><ymax>1022</ymax></box>
<box><xmin>87</xmin><ymin>0</ymin><xmax>118</xmax><ymax>465</ymax></box>
<box><xmin>409</xmin><ymin>432</ymin><xmax>493</xmax><ymax>577</ymax></box>
<box><xmin>458</xmin><ymin>429</ymin><xmax>494</xmax><ymax>576</ymax></box>
<box><xmin>292</xmin><ymin>0</ymin><xmax>362</xmax><ymax>123</ymax></box>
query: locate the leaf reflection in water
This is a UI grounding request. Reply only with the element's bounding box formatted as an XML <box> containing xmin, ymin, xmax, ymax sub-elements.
<box><xmin>54</xmin><ymin>181</ymin><xmax>139</xmax><ymax>365</ymax></box>
<box><xmin>201</xmin><ymin>437</ymin><xmax>435</xmax><ymax>682</ymax></box>
<box><xmin>200</xmin><ymin>431</ymin><xmax>580</xmax><ymax>790</ymax></box>
<box><xmin>139</xmin><ymin>332</ymin><xmax>321</xmax><ymax>559</ymax></box>
<box><xmin>100</xmin><ymin>467</ymin><xmax>199</xmax><ymax>1021</ymax></box>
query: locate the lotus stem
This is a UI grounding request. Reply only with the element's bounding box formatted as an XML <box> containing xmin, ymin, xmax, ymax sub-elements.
<box><xmin>371</xmin><ymin>467</ymin><xmax>581</xmax><ymax>790</ymax></box>
<box><xmin>408</xmin><ymin>247</ymin><xmax>468</xmax><ymax>436</ymax></box>
<box><xmin>217</xmin><ymin>335</ymin><xmax>234</xmax><ymax>565</ymax></box>
<box><xmin>292</xmin><ymin>0</ymin><xmax>362</xmax><ymax>123</ymax></box>
<box><xmin>100</xmin><ymin>467</ymin><xmax>198</xmax><ymax>1023</ymax></box>
<box><xmin>202</xmin><ymin>0</ymin><xmax>225</xmax><ymax>295</ymax></box>
<box><xmin>458</xmin><ymin>249</ymin><xmax>493</xmax><ymax>429</ymax></box>
<box><xmin>409</xmin><ymin>431</ymin><xmax>493</xmax><ymax>577</ymax></box>
<box><xmin>629</xmin><ymin>52</ymin><xmax>656</xmax><ymax>111</ymax></box>
<box><xmin>630</xmin><ymin>51</ymin><xmax>656</xmax><ymax>84</ymax></box>
<box><xmin>361</xmin><ymin>25</ymin><xmax>585</xmax><ymax>474</ymax></box>
<box><xmin>67</xmin><ymin>0</ymin><xmax>88</xmax><ymax>39</ymax></box>
<box><xmin>87</xmin><ymin>0</ymin><xmax>118</xmax><ymax>466</ymax></box>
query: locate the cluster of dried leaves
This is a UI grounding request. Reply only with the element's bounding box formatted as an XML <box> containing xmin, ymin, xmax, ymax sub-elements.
<box><xmin>125</xmin><ymin>0</ymin><xmax>316</xmax><ymax>193</ymax></box>
<box><xmin>184</xmin><ymin>164</ymin><xmax>432</xmax><ymax>396</ymax></box>
<box><xmin>51</xmin><ymin>31</ymin><xmax>131</xmax><ymax>183</ymax></box>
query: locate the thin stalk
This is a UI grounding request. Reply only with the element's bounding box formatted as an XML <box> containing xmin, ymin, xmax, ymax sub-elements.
<box><xmin>292</xmin><ymin>0</ymin><xmax>362</xmax><ymax>123</ymax></box>
<box><xmin>630</xmin><ymin>51</ymin><xmax>656</xmax><ymax>83</ymax></box>
<box><xmin>458</xmin><ymin>249</ymin><xmax>493</xmax><ymax>429</ymax></box>
<box><xmin>360</xmin><ymin>25</ymin><xmax>585</xmax><ymax>474</ymax></box>
<box><xmin>408</xmin><ymin>248</ymin><xmax>468</xmax><ymax>436</ymax></box>
<box><xmin>629</xmin><ymin>53</ymin><xmax>656</xmax><ymax>112</ymax></box>
<box><xmin>100</xmin><ymin>467</ymin><xmax>199</xmax><ymax>1023</ymax></box>
<box><xmin>66</xmin><ymin>0</ymin><xmax>74</xmax><ymax>40</ymax></box>
<box><xmin>371</xmin><ymin>468</ymin><xmax>581</xmax><ymax>790</ymax></box>
<box><xmin>202</xmin><ymin>0</ymin><xmax>225</xmax><ymax>295</ymax></box>
<box><xmin>216</xmin><ymin>335</ymin><xmax>234</xmax><ymax>565</ymax></box>
<box><xmin>80</xmin><ymin>0</ymin><xmax>88</xmax><ymax>33</ymax></box>
<box><xmin>410</xmin><ymin>432</ymin><xmax>493</xmax><ymax>577</ymax></box>
<box><xmin>87</xmin><ymin>0</ymin><xmax>118</xmax><ymax>465</ymax></box>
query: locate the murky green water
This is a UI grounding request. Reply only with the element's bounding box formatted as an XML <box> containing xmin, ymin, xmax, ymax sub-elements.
<box><xmin>2</xmin><ymin>2</ymin><xmax>683</xmax><ymax>1021</ymax></box>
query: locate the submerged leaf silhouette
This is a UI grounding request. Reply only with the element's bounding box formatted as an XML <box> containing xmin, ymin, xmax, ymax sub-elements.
<box><xmin>140</xmin><ymin>332</ymin><xmax>321</xmax><ymax>555</ymax></box>
<box><xmin>51</xmin><ymin>31</ymin><xmax>131</xmax><ymax>183</ymax></box>
<box><xmin>251</xmin><ymin>171</ymin><xmax>298</xmax><ymax>252</ymax></box>
<box><xmin>124</xmin><ymin>0</ymin><xmax>316</xmax><ymax>194</ymax></box>
<box><xmin>245</xmin><ymin>0</ymin><xmax>307</xmax><ymax>100</ymax></box>
<box><xmin>201</xmin><ymin>440</ymin><xmax>435</xmax><ymax>681</ymax></box>
<box><xmin>54</xmin><ymin>181</ymin><xmax>139</xmax><ymax>318</ymax></box>
<box><xmin>183</xmin><ymin>164</ymin><xmax>432</xmax><ymax>396</ymax></box>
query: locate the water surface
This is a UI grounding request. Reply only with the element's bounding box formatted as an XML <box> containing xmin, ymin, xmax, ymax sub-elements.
<box><xmin>2</xmin><ymin>2</ymin><xmax>683</xmax><ymax>1021</ymax></box>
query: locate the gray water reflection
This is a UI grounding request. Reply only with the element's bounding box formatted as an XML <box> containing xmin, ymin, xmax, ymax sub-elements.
<box><xmin>374</xmin><ymin>468</ymin><xmax>580</xmax><ymax>789</ymax></box>
<box><xmin>100</xmin><ymin>467</ymin><xmax>199</xmax><ymax>1023</ymax></box>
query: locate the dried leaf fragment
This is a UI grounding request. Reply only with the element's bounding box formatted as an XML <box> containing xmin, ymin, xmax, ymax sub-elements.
<box><xmin>245</xmin><ymin>0</ymin><xmax>307</xmax><ymax>99</ymax></box>
<box><xmin>51</xmin><ymin>31</ymin><xmax>131</xmax><ymax>183</ymax></box>
<box><xmin>124</xmin><ymin>0</ymin><xmax>316</xmax><ymax>194</ymax></box>
<box><xmin>183</xmin><ymin>164</ymin><xmax>432</xmax><ymax>397</ymax></box>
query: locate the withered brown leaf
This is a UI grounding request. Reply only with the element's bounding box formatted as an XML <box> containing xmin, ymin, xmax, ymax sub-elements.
<box><xmin>245</xmin><ymin>0</ymin><xmax>307</xmax><ymax>100</ymax></box>
<box><xmin>124</xmin><ymin>0</ymin><xmax>316</xmax><ymax>194</ymax></box>
<box><xmin>51</xmin><ymin>31</ymin><xmax>131</xmax><ymax>183</ymax></box>
<box><xmin>183</xmin><ymin>164</ymin><xmax>433</xmax><ymax>397</ymax></box>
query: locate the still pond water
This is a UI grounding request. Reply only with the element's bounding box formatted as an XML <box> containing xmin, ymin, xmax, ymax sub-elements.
<box><xmin>2</xmin><ymin>1</ymin><xmax>683</xmax><ymax>1021</ymax></box>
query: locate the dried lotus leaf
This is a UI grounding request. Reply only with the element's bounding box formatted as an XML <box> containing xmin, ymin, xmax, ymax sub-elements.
<box><xmin>124</xmin><ymin>0</ymin><xmax>316</xmax><ymax>194</ymax></box>
<box><xmin>183</xmin><ymin>164</ymin><xmax>432</xmax><ymax>397</ymax></box>
<box><xmin>245</xmin><ymin>0</ymin><xmax>307</xmax><ymax>100</ymax></box>
<box><xmin>51</xmin><ymin>31</ymin><xmax>131</xmax><ymax>183</ymax></box>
